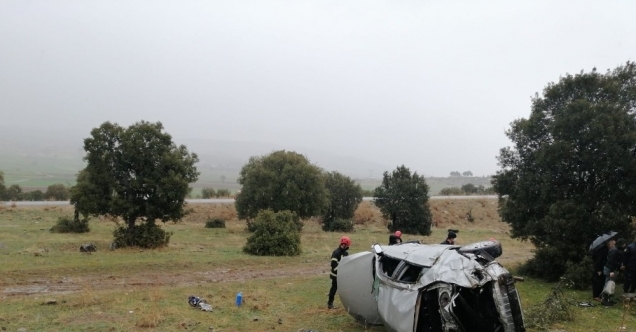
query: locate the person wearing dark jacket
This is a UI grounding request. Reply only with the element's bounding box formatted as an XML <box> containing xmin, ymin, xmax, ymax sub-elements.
<box><xmin>592</xmin><ymin>244</ymin><xmax>609</xmax><ymax>301</ymax></box>
<box><xmin>603</xmin><ymin>238</ymin><xmax>626</xmax><ymax>305</ymax></box>
<box><xmin>440</xmin><ymin>231</ymin><xmax>457</xmax><ymax>245</ymax></box>
<box><xmin>624</xmin><ymin>240</ymin><xmax>636</xmax><ymax>293</ymax></box>
<box><xmin>328</xmin><ymin>236</ymin><xmax>350</xmax><ymax>309</ymax></box>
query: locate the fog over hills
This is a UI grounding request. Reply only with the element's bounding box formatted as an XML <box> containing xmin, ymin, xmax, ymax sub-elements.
<box><xmin>0</xmin><ymin>125</ymin><xmax>391</xmax><ymax>182</ymax></box>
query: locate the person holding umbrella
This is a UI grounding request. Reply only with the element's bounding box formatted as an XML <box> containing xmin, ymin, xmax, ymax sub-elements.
<box><xmin>590</xmin><ymin>231</ymin><xmax>617</xmax><ymax>301</ymax></box>
<box><xmin>602</xmin><ymin>238</ymin><xmax>626</xmax><ymax>305</ymax></box>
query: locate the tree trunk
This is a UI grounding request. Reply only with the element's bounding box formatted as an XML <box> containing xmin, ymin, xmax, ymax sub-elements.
<box><xmin>126</xmin><ymin>216</ymin><xmax>136</xmax><ymax>234</ymax></box>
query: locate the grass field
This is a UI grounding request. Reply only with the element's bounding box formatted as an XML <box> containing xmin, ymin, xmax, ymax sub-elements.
<box><xmin>1</xmin><ymin>200</ymin><xmax>633</xmax><ymax>331</ymax></box>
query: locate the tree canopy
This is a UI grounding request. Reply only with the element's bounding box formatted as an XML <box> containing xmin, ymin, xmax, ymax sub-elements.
<box><xmin>322</xmin><ymin>171</ymin><xmax>362</xmax><ymax>232</ymax></box>
<box><xmin>45</xmin><ymin>184</ymin><xmax>70</xmax><ymax>201</ymax></box>
<box><xmin>492</xmin><ymin>62</ymin><xmax>636</xmax><ymax>281</ymax></box>
<box><xmin>0</xmin><ymin>171</ymin><xmax>5</xmax><ymax>200</ymax></box>
<box><xmin>71</xmin><ymin>121</ymin><xmax>199</xmax><ymax>232</ymax></box>
<box><xmin>374</xmin><ymin>165</ymin><xmax>433</xmax><ymax>235</ymax></box>
<box><xmin>235</xmin><ymin>150</ymin><xmax>327</xmax><ymax>220</ymax></box>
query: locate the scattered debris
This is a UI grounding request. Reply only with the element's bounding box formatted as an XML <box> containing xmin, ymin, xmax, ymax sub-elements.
<box><xmin>188</xmin><ymin>295</ymin><xmax>213</xmax><ymax>312</ymax></box>
<box><xmin>199</xmin><ymin>303</ymin><xmax>213</xmax><ymax>312</ymax></box>
<box><xmin>79</xmin><ymin>244</ymin><xmax>96</xmax><ymax>253</ymax></box>
<box><xmin>43</xmin><ymin>299</ymin><xmax>57</xmax><ymax>305</ymax></box>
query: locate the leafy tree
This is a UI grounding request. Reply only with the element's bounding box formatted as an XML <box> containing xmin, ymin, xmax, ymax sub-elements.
<box><xmin>461</xmin><ymin>183</ymin><xmax>478</xmax><ymax>194</ymax></box>
<box><xmin>6</xmin><ymin>184</ymin><xmax>22</xmax><ymax>201</ymax></box>
<box><xmin>322</xmin><ymin>171</ymin><xmax>362</xmax><ymax>232</ymax></box>
<box><xmin>483</xmin><ymin>187</ymin><xmax>496</xmax><ymax>195</ymax></box>
<box><xmin>235</xmin><ymin>150</ymin><xmax>327</xmax><ymax>220</ymax></box>
<box><xmin>462</xmin><ymin>171</ymin><xmax>473</xmax><ymax>177</ymax></box>
<box><xmin>0</xmin><ymin>171</ymin><xmax>5</xmax><ymax>200</ymax></box>
<box><xmin>493</xmin><ymin>62</ymin><xmax>636</xmax><ymax>281</ymax></box>
<box><xmin>243</xmin><ymin>210</ymin><xmax>301</xmax><ymax>256</ymax></box>
<box><xmin>201</xmin><ymin>187</ymin><xmax>216</xmax><ymax>199</ymax></box>
<box><xmin>439</xmin><ymin>187</ymin><xmax>463</xmax><ymax>196</ymax></box>
<box><xmin>374</xmin><ymin>165</ymin><xmax>433</xmax><ymax>235</ymax></box>
<box><xmin>216</xmin><ymin>189</ymin><xmax>231</xmax><ymax>197</ymax></box>
<box><xmin>22</xmin><ymin>190</ymin><xmax>44</xmax><ymax>201</ymax></box>
<box><xmin>45</xmin><ymin>184</ymin><xmax>69</xmax><ymax>201</ymax></box>
<box><xmin>70</xmin><ymin>121</ymin><xmax>199</xmax><ymax>248</ymax></box>
<box><xmin>360</xmin><ymin>189</ymin><xmax>374</xmax><ymax>197</ymax></box>
<box><xmin>450</xmin><ymin>171</ymin><xmax>462</xmax><ymax>177</ymax></box>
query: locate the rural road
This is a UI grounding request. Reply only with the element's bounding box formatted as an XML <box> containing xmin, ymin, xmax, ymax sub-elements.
<box><xmin>2</xmin><ymin>196</ymin><xmax>498</xmax><ymax>207</ymax></box>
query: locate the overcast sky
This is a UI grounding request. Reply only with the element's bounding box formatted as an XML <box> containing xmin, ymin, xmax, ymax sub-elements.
<box><xmin>1</xmin><ymin>1</ymin><xmax>635</xmax><ymax>176</ymax></box>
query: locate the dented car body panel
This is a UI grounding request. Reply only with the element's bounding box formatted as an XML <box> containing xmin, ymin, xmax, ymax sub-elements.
<box><xmin>338</xmin><ymin>241</ymin><xmax>525</xmax><ymax>332</ymax></box>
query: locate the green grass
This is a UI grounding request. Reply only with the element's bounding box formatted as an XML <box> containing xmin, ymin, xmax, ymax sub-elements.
<box><xmin>0</xmin><ymin>204</ymin><xmax>632</xmax><ymax>331</ymax></box>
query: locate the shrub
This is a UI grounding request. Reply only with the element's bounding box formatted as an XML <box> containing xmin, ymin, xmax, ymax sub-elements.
<box><xmin>45</xmin><ymin>183</ymin><xmax>70</xmax><ymax>200</ymax></box>
<box><xmin>247</xmin><ymin>210</ymin><xmax>303</xmax><ymax>233</ymax></box>
<box><xmin>360</xmin><ymin>189</ymin><xmax>374</xmax><ymax>197</ymax></box>
<box><xmin>22</xmin><ymin>190</ymin><xmax>44</xmax><ymax>201</ymax></box>
<box><xmin>205</xmin><ymin>218</ymin><xmax>226</xmax><ymax>228</ymax></box>
<box><xmin>439</xmin><ymin>187</ymin><xmax>463</xmax><ymax>196</ymax></box>
<box><xmin>216</xmin><ymin>189</ymin><xmax>231</xmax><ymax>197</ymax></box>
<box><xmin>201</xmin><ymin>188</ymin><xmax>216</xmax><ymax>199</ymax></box>
<box><xmin>466</xmin><ymin>208</ymin><xmax>475</xmax><ymax>222</ymax></box>
<box><xmin>112</xmin><ymin>222</ymin><xmax>172</xmax><ymax>249</ymax></box>
<box><xmin>322</xmin><ymin>218</ymin><xmax>354</xmax><ymax>232</ymax></box>
<box><xmin>50</xmin><ymin>216</ymin><xmax>90</xmax><ymax>233</ymax></box>
<box><xmin>518</xmin><ymin>247</ymin><xmax>567</xmax><ymax>282</ymax></box>
<box><xmin>243</xmin><ymin>210</ymin><xmax>301</xmax><ymax>256</ymax></box>
<box><xmin>562</xmin><ymin>256</ymin><xmax>593</xmax><ymax>290</ymax></box>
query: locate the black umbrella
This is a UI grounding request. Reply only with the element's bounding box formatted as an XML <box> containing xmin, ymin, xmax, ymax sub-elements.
<box><xmin>589</xmin><ymin>231</ymin><xmax>618</xmax><ymax>253</ymax></box>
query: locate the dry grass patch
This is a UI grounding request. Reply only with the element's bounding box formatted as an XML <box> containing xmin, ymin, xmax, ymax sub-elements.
<box><xmin>182</xmin><ymin>204</ymin><xmax>238</xmax><ymax>224</ymax></box>
<box><xmin>353</xmin><ymin>201</ymin><xmax>385</xmax><ymax>225</ymax></box>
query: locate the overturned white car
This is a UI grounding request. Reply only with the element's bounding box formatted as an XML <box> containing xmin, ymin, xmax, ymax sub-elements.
<box><xmin>338</xmin><ymin>241</ymin><xmax>525</xmax><ymax>332</ymax></box>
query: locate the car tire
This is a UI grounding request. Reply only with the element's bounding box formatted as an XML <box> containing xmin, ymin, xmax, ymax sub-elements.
<box><xmin>459</xmin><ymin>240</ymin><xmax>502</xmax><ymax>259</ymax></box>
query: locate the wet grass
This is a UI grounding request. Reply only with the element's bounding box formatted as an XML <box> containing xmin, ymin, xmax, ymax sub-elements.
<box><xmin>0</xmin><ymin>202</ymin><xmax>632</xmax><ymax>331</ymax></box>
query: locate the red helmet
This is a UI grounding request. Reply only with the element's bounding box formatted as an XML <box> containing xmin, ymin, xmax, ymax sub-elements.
<box><xmin>340</xmin><ymin>236</ymin><xmax>351</xmax><ymax>247</ymax></box>
<box><xmin>395</xmin><ymin>231</ymin><xmax>402</xmax><ymax>237</ymax></box>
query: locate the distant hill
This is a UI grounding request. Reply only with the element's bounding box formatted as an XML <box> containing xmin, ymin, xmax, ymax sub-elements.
<box><xmin>0</xmin><ymin>136</ymin><xmax>391</xmax><ymax>190</ymax></box>
<box><xmin>0</xmin><ymin>134</ymin><xmax>493</xmax><ymax>194</ymax></box>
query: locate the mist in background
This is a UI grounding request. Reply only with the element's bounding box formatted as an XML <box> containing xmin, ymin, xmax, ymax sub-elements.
<box><xmin>1</xmin><ymin>0</ymin><xmax>635</xmax><ymax>179</ymax></box>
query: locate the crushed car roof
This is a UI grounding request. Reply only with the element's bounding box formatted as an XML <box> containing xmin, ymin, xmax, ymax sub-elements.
<box><xmin>378</xmin><ymin>243</ymin><xmax>490</xmax><ymax>288</ymax></box>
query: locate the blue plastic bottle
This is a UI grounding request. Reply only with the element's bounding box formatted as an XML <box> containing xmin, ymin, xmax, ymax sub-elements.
<box><xmin>236</xmin><ymin>292</ymin><xmax>243</xmax><ymax>307</ymax></box>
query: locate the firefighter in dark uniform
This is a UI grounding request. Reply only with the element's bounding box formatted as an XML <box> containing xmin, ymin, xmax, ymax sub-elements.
<box><xmin>389</xmin><ymin>230</ymin><xmax>402</xmax><ymax>245</ymax></box>
<box><xmin>328</xmin><ymin>236</ymin><xmax>351</xmax><ymax>309</ymax></box>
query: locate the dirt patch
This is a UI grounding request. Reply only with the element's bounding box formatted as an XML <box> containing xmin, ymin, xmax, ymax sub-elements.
<box><xmin>1</xmin><ymin>264</ymin><xmax>327</xmax><ymax>297</ymax></box>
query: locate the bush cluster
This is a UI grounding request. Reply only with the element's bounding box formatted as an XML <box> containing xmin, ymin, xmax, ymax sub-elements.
<box><xmin>321</xmin><ymin>218</ymin><xmax>354</xmax><ymax>232</ymax></box>
<box><xmin>49</xmin><ymin>216</ymin><xmax>90</xmax><ymax>233</ymax></box>
<box><xmin>518</xmin><ymin>247</ymin><xmax>567</xmax><ymax>282</ymax></box>
<box><xmin>201</xmin><ymin>188</ymin><xmax>233</xmax><ymax>198</ymax></box>
<box><xmin>204</xmin><ymin>218</ymin><xmax>226</xmax><ymax>228</ymax></box>
<box><xmin>562</xmin><ymin>255</ymin><xmax>593</xmax><ymax>290</ymax></box>
<box><xmin>112</xmin><ymin>222</ymin><xmax>172</xmax><ymax>249</ymax></box>
<box><xmin>243</xmin><ymin>210</ymin><xmax>301</xmax><ymax>256</ymax></box>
